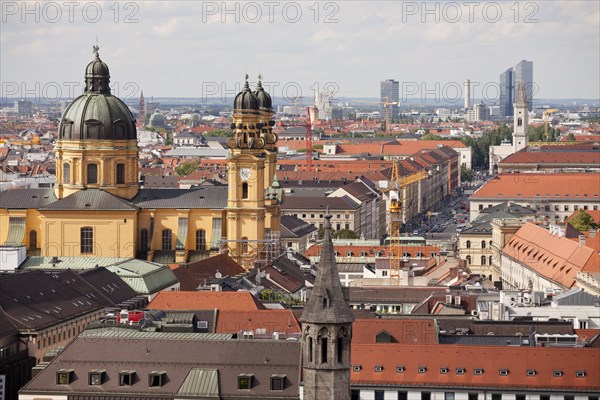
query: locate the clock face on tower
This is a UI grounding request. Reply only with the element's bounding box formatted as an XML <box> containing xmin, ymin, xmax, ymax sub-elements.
<box><xmin>239</xmin><ymin>167</ymin><xmax>251</xmax><ymax>181</ymax></box>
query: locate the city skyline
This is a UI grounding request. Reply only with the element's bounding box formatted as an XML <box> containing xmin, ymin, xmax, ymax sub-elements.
<box><xmin>1</xmin><ymin>1</ymin><xmax>599</xmax><ymax>101</ymax></box>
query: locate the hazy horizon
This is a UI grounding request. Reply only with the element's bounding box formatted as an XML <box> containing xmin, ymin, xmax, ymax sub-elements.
<box><xmin>2</xmin><ymin>1</ymin><xmax>599</xmax><ymax>102</ymax></box>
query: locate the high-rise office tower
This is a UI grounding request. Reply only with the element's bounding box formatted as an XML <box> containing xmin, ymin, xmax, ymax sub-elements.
<box><xmin>380</xmin><ymin>79</ymin><xmax>399</xmax><ymax>120</ymax></box>
<box><xmin>514</xmin><ymin>60</ymin><xmax>533</xmax><ymax>111</ymax></box>
<box><xmin>499</xmin><ymin>68</ymin><xmax>514</xmax><ymax>117</ymax></box>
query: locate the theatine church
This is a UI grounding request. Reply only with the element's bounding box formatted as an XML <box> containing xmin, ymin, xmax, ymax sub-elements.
<box><xmin>0</xmin><ymin>47</ymin><xmax>283</xmax><ymax>266</ymax></box>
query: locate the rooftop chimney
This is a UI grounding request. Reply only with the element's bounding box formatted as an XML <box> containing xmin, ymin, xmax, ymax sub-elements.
<box><xmin>578</xmin><ymin>235</ymin><xmax>586</xmax><ymax>247</ymax></box>
<box><xmin>589</xmin><ymin>229</ymin><xmax>597</xmax><ymax>239</ymax></box>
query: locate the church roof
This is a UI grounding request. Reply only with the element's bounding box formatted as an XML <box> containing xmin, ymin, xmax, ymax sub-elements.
<box><xmin>300</xmin><ymin>213</ymin><xmax>354</xmax><ymax>325</ymax></box>
<box><xmin>39</xmin><ymin>189</ymin><xmax>138</xmax><ymax>211</ymax></box>
<box><xmin>131</xmin><ymin>187</ymin><xmax>228</xmax><ymax>209</ymax></box>
<box><xmin>0</xmin><ymin>188</ymin><xmax>57</xmax><ymax>209</ymax></box>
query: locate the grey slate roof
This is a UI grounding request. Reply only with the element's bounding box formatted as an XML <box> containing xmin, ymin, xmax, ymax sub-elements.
<box><xmin>300</xmin><ymin>214</ymin><xmax>354</xmax><ymax>324</ymax></box>
<box><xmin>0</xmin><ymin>188</ymin><xmax>57</xmax><ymax>209</ymax></box>
<box><xmin>282</xmin><ymin>195</ymin><xmax>359</xmax><ymax>211</ymax></box>
<box><xmin>281</xmin><ymin>215</ymin><xmax>317</xmax><ymax>238</ymax></box>
<box><xmin>460</xmin><ymin>222</ymin><xmax>493</xmax><ymax>235</ymax></box>
<box><xmin>39</xmin><ymin>189</ymin><xmax>138</xmax><ymax>211</ymax></box>
<box><xmin>131</xmin><ymin>187</ymin><xmax>227</xmax><ymax>209</ymax></box>
<box><xmin>21</xmin><ymin>327</ymin><xmax>301</xmax><ymax>399</ymax></box>
<box><xmin>0</xmin><ymin>270</ymin><xmax>105</xmax><ymax>330</ymax></box>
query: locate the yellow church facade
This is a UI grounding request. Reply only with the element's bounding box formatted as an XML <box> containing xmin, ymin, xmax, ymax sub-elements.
<box><xmin>0</xmin><ymin>48</ymin><xmax>281</xmax><ymax>266</ymax></box>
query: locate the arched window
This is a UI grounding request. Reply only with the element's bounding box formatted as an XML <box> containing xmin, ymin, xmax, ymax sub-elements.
<box><xmin>321</xmin><ymin>337</ymin><xmax>328</xmax><ymax>364</ymax></box>
<box><xmin>29</xmin><ymin>230</ymin><xmax>37</xmax><ymax>250</ymax></box>
<box><xmin>308</xmin><ymin>336</ymin><xmax>313</xmax><ymax>363</ymax></box>
<box><xmin>517</xmin><ymin>117</ymin><xmax>523</xmax><ymax>127</ymax></box>
<box><xmin>481</xmin><ymin>255</ymin><xmax>487</xmax><ymax>265</ymax></box>
<box><xmin>466</xmin><ymin>240</ymin><xmax>471</xmax><ymax>249</ymax></box>
<box><xmin>63</xmin><ymin>163</ymin><xmax>71</xmax><ymax>184</ymax></box>
<box><xmin>466</xmin><ymin>255</ymin><xmax>471</xmax><ymax>265</ymax></box>
<box><xmin>489</xmin><ymin>255</ymin><xmax>493</xmax><ymax>265</ymax></box>
<box><xmin>242</xmin><ymin>182</ymin><xmax>249</xmax><ymax>199</ymax></box>
<box><xmin>481</xmin><ymin>240</ymin><xmax>486</xmax><ymax>249</ymax></box>
<box><xmin>80</xmin><ymin>227</ymin><xmax>93</xmax><ymax>254</ymax></box>
<box><xmin>116</xmin><ymin>163</ymin><xmax>126</xmax><ymax>184</ymax></box>
<box><xmin>162</xmin><ymin>229</ymin><xmax>172</xmax><ymax>251</ymax></box>
<box><xmin>337</xmin><ymin>336</ymin><xmax>343</xmax><ymax>363</ymax></box>
<box><xmin>241</xmin><ymin>236</ymin><xmax>248</xmax><ymax>254</ymax></box>
<box><xmin>196</xmin><ymin>229</ymin><xmax>206</xmax><ymax>251</ymax></box>
<box><xmin>87</xmin><ymin>163</ymin><xmax>98</xmax><ymax>184</ymax></box>
<box><xmin>140</xmin><ymin>229</ymin><xmax>148</xmax><ymax>251</ymax></box>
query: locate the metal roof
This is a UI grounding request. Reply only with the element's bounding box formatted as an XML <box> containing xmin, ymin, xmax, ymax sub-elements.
<box><xmin>107</xmin><ymin>259</ymin><xmax>179</xmax><ymax>295</ymax></box>
<box><xmin>131</xmin><ymin>187</ymin><xmax>227</xmax><ymax>209</ymax></box>
<box><xmin>21</xmin><ymin>256</ymin><xmax>130</xmax><ymax>270</ymax></box>
<box><xmin>177</xmin><ymin>368</ymin><xmax>220</xmax><ymax>398</ymax></box>
<box><xmin>0</xmin><ymin>188</ymin><xmax>57</xmax><ymax>209</ymax></box>
<box><xmin>39</xmin><ymin>189</ymin><xmax>138</xmax><ymax>211</ymax></box>
<box><xmin>79</xmin><ymin>327</ymin><xmax>232</xmax><ymax>341</ymax></box>
<box><xmin>4</xmin><ymin>216</ymin><xmax>25</xmax><ymax>245</ymax></box>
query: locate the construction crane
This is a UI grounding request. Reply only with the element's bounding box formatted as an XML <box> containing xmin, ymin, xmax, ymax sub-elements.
<box><xmin>388</xmin><ymin>160</ymin><xmax>428</xmax><ymax>286</ymax></box>
<box><xmin>351</xmin><ymin>97</ymin><xmax>400</xmax><ymax>132</ymax></box>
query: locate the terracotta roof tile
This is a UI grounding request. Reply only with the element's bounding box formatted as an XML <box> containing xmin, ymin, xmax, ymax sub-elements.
<box><xmin>146</xmin><ymin>291</ymin><xmax>265</xmax><ymax>311</ymax></box>
<box><xmin>216</xmin><ymin>309</ymin><xmax>301</xmax><ymax>334</ymax></box>
<box><xmin>472</xmin><ymin>173</ymin><xmax>600</xmax><ymax>200</ymax></box>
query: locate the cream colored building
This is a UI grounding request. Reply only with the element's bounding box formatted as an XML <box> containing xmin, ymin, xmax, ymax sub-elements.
<box><xmin>0</xmin><ymin>49</ymin><xmax>282</xmax><ymax>268</ymax></box>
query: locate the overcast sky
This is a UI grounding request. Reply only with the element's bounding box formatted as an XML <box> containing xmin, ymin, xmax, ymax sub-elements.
<box><xmin>1</xmin><ymin>1</ymin><xmax>599</xmax><ymax>104</ymax></box>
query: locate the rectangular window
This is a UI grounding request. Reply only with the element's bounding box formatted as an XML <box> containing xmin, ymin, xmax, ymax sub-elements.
<box><xmin>351</xmin><ymin>390</ymin><xmax>360</xmax><ymax>400</ymax></box>
<box><xmin>119</xmin><ymin>371</ymin><xmax>135</xmax><ymax>386</ymax></box>
<box><xmin>468</xmin><ymin>394</ymin><xmax>479</xmax><ymax>400</ymax></box>
<box><xmin>87</xmin><ymin>163</ymin><xmax>98</xmax><ymax>184</ymax></box>
<box><xmin>56</xmin><ymin>369</ymin><xmax>74</xmax><ymax>385</ymax></box>
<box><xmin>63</xmin><ymin>163</ymin><xmax>71</xmax><ymax>184</ymax></box>
<box><xmin>540</xmin><ymin>396</ymin><xmax>550</xmax><ymax>400</ymax></box>
<box><xmin>80</xmin><ymin>227</ymin><xmax>93</xmax><ymax>254</ymax></box>
<box><xmin>422</xmin><ymin>393</ymin><xmax>431</xmax><ymax>400</ymax></box>
<box><xmin>88</xmin><ymin>370</ymin><xmax>105</xmax><ymax>385</ymax></box>
<box><xmin>445</xmin><ymin>394</ymin><xmax>455</xmax><ymax>400</ymax></box>
<box><xmin>237</xmin><ymin>374</ymin><xmax>253</xmax><ymax>390</ymax></box>
<box><xmin>564</xmin><ymin>397</ymin><xmax>574</xmax><ymax>400</ymax></box>
<box><xmin>116</xmin><ymin>163</ymin><xmax>126</xmax><ymax>184</ymax></box>
<box><xmin>148</xmin><ymin>371</ymin><xmax>166</xmax><ymax>387</ymax></box>
<box><xmin>516</xmin><ymin>395</ymin><xmax>525</xmax><ymax>400</ymax></box>
<box><xmin>162</xmin><ymin>229</ymin><xmax>172</xmax><ymax>251</ymax></box>
<box><xmin>375</xmin><ymin>390</ymin><xmax>384</xmax><ymax>400</ymax></box>
<box><xmin>398</xmin><ymin>392</ymin><xmax>408</xmax><ymax>400</ymax></box>
<box><xmin>270</xmin><ymin>375</ymin><xmax>285</xmax><ymax>391</ymax></box>
<box><xmin>491</xmin><ymin>394</ymin><xmax>502</xmax><ymax>400</ymax></box>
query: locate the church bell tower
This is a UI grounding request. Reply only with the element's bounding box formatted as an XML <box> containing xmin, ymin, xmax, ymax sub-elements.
<box><xmin>513</xmin><ymin>79</ymin><xmax>529</xmax><ymax>153</ymax></box>
<box><xmin>225</xmin><ymin>76</ymin><xmax>281</xmax><ymax>264</ymax></box>
<box><xmin>300</xmin><ymin>212</ymin><xmax>354</xmax><ymax>400</ymax></box>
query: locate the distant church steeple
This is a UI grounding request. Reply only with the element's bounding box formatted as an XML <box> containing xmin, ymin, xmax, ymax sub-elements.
<box><xmin>513</xmin><ymin>79</ymin><xmax>529</xmax><ymax>152</ymax></box>
<box><xmin>301</xmin><ymin>211</ymin><xmax>354</xmax><ymax>400</ymax></box>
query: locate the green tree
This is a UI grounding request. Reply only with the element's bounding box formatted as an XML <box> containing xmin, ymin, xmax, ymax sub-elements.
<box><xmin>332</xmin><ymin>229</ymin><xmax>359</xmax><ymax>239</ymax></box>
<box><xmin>174</xmin><ymin>161</ymin><xmax>199</xmax><ymax>177</ymax></box>
<box><xmin>566</xmin><ymin>132</ymin><xmax>576</xmax><ymax>141</ymax></box>
<box><xmin>422</xmin><ymin>132</ymin><xmax>441</xmax><ymax>140</ymax></box>
<box><xmin>569</xmin><ymin>210</ymin><xmax>599</xmax><ymax>232</ymax></box>
<box><xmin>460</xmin><ymin>165</ymin><xmax>473</xmax><ymax>182</ymax></box>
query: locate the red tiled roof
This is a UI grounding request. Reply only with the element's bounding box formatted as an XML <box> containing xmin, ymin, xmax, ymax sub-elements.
<box><xmin>146</xmin><ymin>291</ymin><xmax>265</xmax><ymax>311</ymax></box>
<box><xmin>472</xmin><ymin>173</ymin><xmax>600</xmax><ymax>200</ymax></box>
<box><xmin>352</xmin><ymin>319</ymin><xmax>437</xmax><ymax>344</ymax></box>
<box><xmin>305</xmin><ymin>245</ymin><xmax>440</xmax><ymax>258</ymax></box>
<box><xmin>216</xmin><ymin>309</ymin><xmax>301</xmax><ymax>334</ymax></box>
<box><xmin>502</xmin><ymin>223</ymin><xmax>600</xmax><ymax>288</ymax></box>
<box><xmin>351</xmin><ymin>344</ymin><xmax>599</xmax><ymax>391</ymax></box>
<box><xmin>500</xmin><ymin>147</ymin><xmax>600</xmax><ymax>165</ymax></box>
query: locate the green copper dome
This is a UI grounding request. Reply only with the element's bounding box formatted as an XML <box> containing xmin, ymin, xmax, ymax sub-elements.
<box><xmin>58</xmin><ymin>47</ymin><xmax>136</xmax><ymax>141</ymax></box>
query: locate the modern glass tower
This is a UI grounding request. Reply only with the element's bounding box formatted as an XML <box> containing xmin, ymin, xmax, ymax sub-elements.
<box><xmin>380</xmin><ymin>79</ymin><xmax>399</xmax><ymax>120</ymax></box>
<box><xmin>514</xmin><ymin>60</ymin><xmax>533</xmax><ymax>111</ymax></box>
<box><xmin>499</xmin><ymin>68</ymin><xmax>514</xmax><ymax>117</ymax></box>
